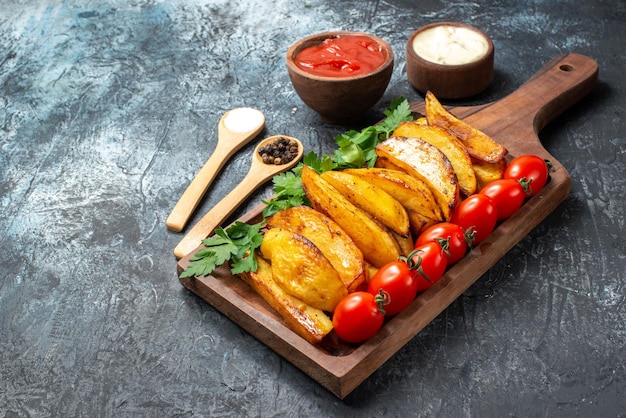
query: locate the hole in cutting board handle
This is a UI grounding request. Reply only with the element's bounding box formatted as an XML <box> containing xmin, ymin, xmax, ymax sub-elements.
<box><xmin>559</xmin><ymin>64</ymin><xmax>574</xmax><ymax>72</ymax></box>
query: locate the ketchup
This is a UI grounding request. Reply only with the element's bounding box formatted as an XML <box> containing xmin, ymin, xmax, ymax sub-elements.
<box><xmin>294</xmin><ymin>35</ymin><xmax>387</xmax><ymax>78</ymax></box>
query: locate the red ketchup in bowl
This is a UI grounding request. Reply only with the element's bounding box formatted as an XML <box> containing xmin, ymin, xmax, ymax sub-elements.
<box><xmin>294</xmin><ymin>35</ymin><xmax>388</xmax><ymax>78</ymax></box>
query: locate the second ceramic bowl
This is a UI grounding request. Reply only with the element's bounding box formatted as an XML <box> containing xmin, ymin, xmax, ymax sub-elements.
<box><xmin>406</xmin><ymin>22</ymin><xmax>494</xmax><ymax>99</ymax></box>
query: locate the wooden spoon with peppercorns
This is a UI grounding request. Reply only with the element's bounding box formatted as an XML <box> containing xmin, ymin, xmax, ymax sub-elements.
<box><xmin>166</xmin><ymin>108</ymin><xmax>266</xmax><ymax>233</ymax></box>
<box><xmin>174</xmin><ymin>135</ymin><xmax>304</xmax><ymax>259</ymax></box>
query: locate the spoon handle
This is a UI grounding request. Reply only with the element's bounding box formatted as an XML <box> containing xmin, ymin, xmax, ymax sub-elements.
<box><xmin>173</xmin><ymin>166</ymin><xmax>274</xmax><ymax>259</ymax></box>
<box><xmin>166</xmin><ymin>143</ymin><xmax>234</xmax><ymax>232</ymax></box>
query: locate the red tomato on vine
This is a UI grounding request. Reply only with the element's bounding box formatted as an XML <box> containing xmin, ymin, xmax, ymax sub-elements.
<box><xmin>410</xmin><ymin>242</ymin><xmax>447</xmax><ymax>292</ymax></box>
<box><xmin>367</xmin><ymin>261</ymin><xmax>418</xmax><ymax>316</ymax></box>
<box><xmin>415</xmin><ymin>222</ymin><xmax>469</xmax><ymax>265</ymax></box>
<box><xmin>332</xmin><ymin>291</ymin><xmax>386</xmax><ymax>343</ymax></box>
<box><xmin>479</xmin><ymin>178</ymin><xmax>526</xmax><ymax>221</ymax></box>
<box><xmin>504</xmin><ymin>154</ymin><xmax>551</xmax><ymax>196</ymax></box>
<box><xmin>451</xmin><ymin>194</ymin><xmax>497</xmax><ymax>245</ymax></box>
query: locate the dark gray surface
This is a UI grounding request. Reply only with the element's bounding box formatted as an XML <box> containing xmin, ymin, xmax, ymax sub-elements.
<box><xmin>1</xmin><ymin>1</ymin><xmax>624</xmax><ymax>416</ymax></box>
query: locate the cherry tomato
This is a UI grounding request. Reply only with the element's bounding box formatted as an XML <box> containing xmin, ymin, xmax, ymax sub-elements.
<box><xmin>479</xmin><ymin>178</ymin><xmax>526</xmax><ymax>221</ymax></box>
<box><xmin>410</xmin><ymin>242</ymin><xmax>448</xmax><ymax>292</ymax></box>
<box><xmin>367</xmin><ymin>261</ymin><xmax>418</xmax><ymax>316</ymax></box>
<box><xmin>451</xmin><ymin>194</ymin><xmax>497</xmax><ymax>245</ymax></box>
<box><xmin>415</xmin><ymin>222</ymin><xmax>468</xmax><ymax>265</ymax></box>
<box><xmin>504</xmin><ymin>154</ymin><xmax>550</xmax><ymax>196</ymax></box>
<box><xmin>332</xmin><ymin>291</ymin><xmax>386</xmax><ymax>343</ymax></box>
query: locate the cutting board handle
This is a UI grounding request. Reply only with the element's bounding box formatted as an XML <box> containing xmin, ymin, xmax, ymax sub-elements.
<box><xmin>464</xmin><ymin>53</ymin><xmax>598</xmax><ymax>153</ymax></box>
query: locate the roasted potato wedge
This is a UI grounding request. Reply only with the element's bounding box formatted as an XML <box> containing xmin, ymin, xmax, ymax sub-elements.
<box><xmin>375</xmin><ymin>136</ymin><xmax>459</xmax><ymax>221</ymax></box>
<box><xmin>321</xmin><ymin>170</ymin><xmax>410</xmax><ymax>237</ymax></box>
<box><xmin>266</xmin><ymin>206</ymin><xmax>366</xmax><ymax>292</ymax></box>
<box><xmin>239</xmin><ymin>256</ymin><xmax>333</xmax><ymax>345</ymax></box>
<box><xmin>407</xmin><ymin>210</ymin><xmax>439</xmax><ymax>237</ymax></box>
<box><xmin>260</xmin><ymin>227</ymin><xmax>348</xmax><ymax>312</ymax></box>
<box><xmin>343</xmin><ymin>167</ymin><xmax>442</xmax><ymax>235</ymax></box>
<box><xmin>365</xmin><ymin>262</ymin><xmax>379</xmax><ymax>282</ymax></box>
<box><xmin>393</xmin><ymin>121</ymin><xmax>477</xmax><ymax>196</ymax></box>
<box><xmin>301</xmin><ymin>165</ymin><xmax>402</xmax><ymax>268</ymax></box>
<box><xmin>425</xmin><ymin>91</ymin><xmax>507</xmax><ymax>163</ymax></box>
<box><xmin>392</xmin><ymin>230</ymin><xmax>414</xmax><ymax>257</ymax></box>
<box><xmin>414</xmin><ymin>116</ymin><xmax>428</xmax><ymax>125</ymax></box>
<box><xmin>472</xmin><ymin>157</ymin><xmax>507</xmax><ymax>190</ymax></box>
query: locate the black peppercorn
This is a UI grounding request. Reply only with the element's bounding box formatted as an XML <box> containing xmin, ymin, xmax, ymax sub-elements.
<box><xmin>258</xmin><ymin>137</ymin><xmax>299</xmax><ymax>165</ymax></box>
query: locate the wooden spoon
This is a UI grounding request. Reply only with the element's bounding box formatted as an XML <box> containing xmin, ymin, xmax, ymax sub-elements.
<box><xmin>173</xmin><ymin>135</ymin><xmax>304</xmax><ymax>259</ymax></box>
<box><xmin>166</xmin><ymin>107</ymin><xmax>265</xmax><ymax>232</ymax></box>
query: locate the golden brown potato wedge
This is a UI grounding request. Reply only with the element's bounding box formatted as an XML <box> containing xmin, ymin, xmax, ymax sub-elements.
<box><xmin>365</xmin><ymin>262</ymin><xmax>379</xmax><ymax>283</ymax></box>
<box><xmin>472</xmin><ymin>157</ymin><xmax>507</xmax><ymax>190</ymax></box>
<box><xmin>375</xmin><ymin>136</ymin><xmax>459</xmax><ymax>221</ymax></box>
<box><xmin>260</xmin><ymin>227</ymin><xmax>348</xmax><ymax>312</ymax></box>
<box><xmin>425</xmin><ymin>91</ymin><xmax>507</xmax><ymax>163</ymax></box>
<box><xmin>406</xmin><ymin>209</ymin><xmax>439</xmax><ymax>237</ymax></box>
<box><xmin>343</xmin><ymin>167</ymin><xmax>442</xmax><ymax>234</ymax></box>
<box><xmin>321</xmin><ymin>170</ymin><xmax>410</xmax><ymax>237</ymax></box>
<box><xmin>266</xmin><ymin>206</ymin><xmax>366</xmax><ymax>292</ymax></box>
<box><xmin>239</xmin><ymin>256</ymin><xmax>333</xmax><ymax>345</ymax></box>
<box><xmin>392</xmin><ymin>230</ymin><xmax>414</xmax><ymax>257</ymax></box>
<box><xmin>301</xmin><ymin>165</ymin><xmax>402</xmax><ymax>268</ymax></box>
<box><xmin>414</xmin><ymin>116</ymin><xmax>428</xmax><ymax>125</ymax></box>
<box><xmin>372</xmin><ymin>156</ymin><xmax>403</xmax><ymax>172</ymax></box>
<box><xmin>393</xmin><ymin>121</ymin><xmax>477</xmax><ymax>196</ymax></box>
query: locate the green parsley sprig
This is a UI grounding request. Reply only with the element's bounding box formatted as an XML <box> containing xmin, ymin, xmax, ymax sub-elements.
<box><xmin>179</xmin><ymin>221</ymin><xmax>263</xmax><ymax>278</ymax></box>
<box><xmin>332</xmin><ymin>97</ymin><xmax>413</xmax><ymax>168</ymax></box>
<box><xmin>181</xmin><ymin>97</ymin><xmax>414</xmax><ymax>278</ymax></box>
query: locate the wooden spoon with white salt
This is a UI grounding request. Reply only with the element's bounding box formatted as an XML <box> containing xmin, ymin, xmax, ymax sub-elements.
<box><xmin>166</xmin><ymin>108</ymin><xmax>265</xmax><ymax>232</ymax></box>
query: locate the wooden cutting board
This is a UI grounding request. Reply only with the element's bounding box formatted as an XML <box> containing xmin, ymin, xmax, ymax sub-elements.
<box><xmin>177</xmin><ymin>53</ymin><xmax>598</xmax><ymax>399</ymax></box>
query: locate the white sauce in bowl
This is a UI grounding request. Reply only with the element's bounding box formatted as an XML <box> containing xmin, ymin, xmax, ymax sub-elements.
<box><xmin>412</xmin><ymin>25</ymin><xmax>489</xmax><ymax>65</ymax></box>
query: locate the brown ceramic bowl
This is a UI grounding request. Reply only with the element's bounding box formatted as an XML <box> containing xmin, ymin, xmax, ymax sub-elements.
<box><xmin>286</xmin><ymin>31</ymin><xmax>394</xmax><ymax>124</ymax></box>
<box><xmin>406</xmin><ymin>22</ymin><xmax>494</xmax><ymax>99</ymax></box>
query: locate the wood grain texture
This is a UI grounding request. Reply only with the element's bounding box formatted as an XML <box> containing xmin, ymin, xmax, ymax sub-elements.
<box><xmin>179</xmin><ymin>53</ymin><xmax>598</xmax><ymax>399</ymax></box>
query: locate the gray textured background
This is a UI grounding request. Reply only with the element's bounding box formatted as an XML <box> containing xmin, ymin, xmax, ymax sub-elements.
<box><xmin>1</xmin><ymin>0</ymin><xmax>624</xmax><ymax>416</ymax></box>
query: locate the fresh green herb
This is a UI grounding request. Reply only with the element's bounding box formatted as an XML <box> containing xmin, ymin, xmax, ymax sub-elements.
<box><xmin>180</xmin><ymin>221</ymin><xmax>264</xmax><ymax>277</ymax></box>
<box><xmin>262</xmin><ymin>151</ymin><xmax>334</xmax><ymax>217</ymax></box>
<box><xmin>302</xmin><ymin>151</ymin><xmax>335</xmax><ymax>173</ymax></box>
<box><xmin>380</xmin><ymin>97</ymin><xmax>414</xmax><ymax>138</ymax></box>
<box><xmin>181</xmin><ymin>97</ymin><xmax>413</xmax><ymax>278</ymax></box>
<box><xmin>262</xmin><ymin>169</ymin><xmax>308</xmax><ymax>218</ymax></box>
<box><xmin>332</xmin><ymin>97</ymin><xmax>413</xmax><ymax>168</ymax></box>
